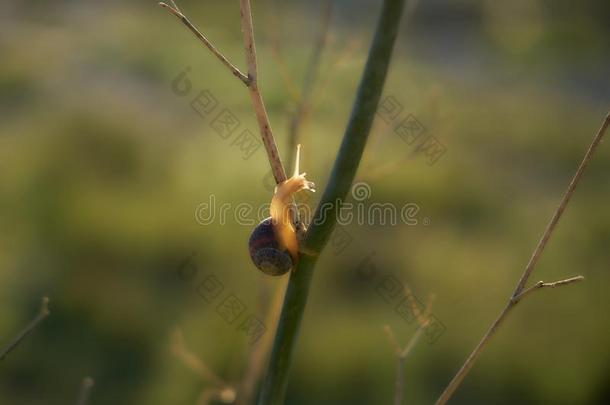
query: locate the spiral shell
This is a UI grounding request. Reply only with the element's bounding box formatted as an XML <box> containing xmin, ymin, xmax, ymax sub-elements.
<box><xmin>248</xmin><ymin>217</ymin><xmax>293</xmax><ymax>276</ymax></box>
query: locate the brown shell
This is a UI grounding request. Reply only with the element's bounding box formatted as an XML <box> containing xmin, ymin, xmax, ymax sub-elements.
<box><xmin>248</xmin><ymin>217</ymin><xmax>293</xmax><ymax>276</ymax></box>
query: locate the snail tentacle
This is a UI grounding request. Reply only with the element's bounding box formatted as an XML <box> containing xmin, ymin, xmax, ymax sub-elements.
<box><xmin>249</xmin><ymin>145</ymin><xmax>315</xmax><ymax>275</ymax></box>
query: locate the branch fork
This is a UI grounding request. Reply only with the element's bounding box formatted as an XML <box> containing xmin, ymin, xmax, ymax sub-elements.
<box><xmin>160</xmin><ymin>1</ymin><xmax>610</xmax><ymax>404</ymax></box>
<box><xmin>435</xmin><ymin>112</ymin><xmax>610</xmax><ymax>405</ymax></box>
<box><xmin>384</xmin><ymin>291</ymin><xmax>434</xmax><ymax>405</ymax></box>
<box><xmin>159</xmin><ymin>0</ymin><xmax>287</xmax><ymax>184</ymax></box>
<box><xmin>512</xmin><ymin>275</ymin><xmax>584</xmax><ymax>303</ymax></box>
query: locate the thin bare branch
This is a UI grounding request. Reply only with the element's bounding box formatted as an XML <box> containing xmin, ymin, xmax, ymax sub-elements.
<box><xmin>385</xmin><ymin>294</ymin><xmax>434</xmax><ymax>405</ymax></box>
<box><xmin>400</xmin><ymin>293</ymin><xmax>434</xmax><ymax>358</ymax></box>
<box><xmin>394</xmin><ymin>356</ymin><xmax>406</xmax><ymax>405</ymax></box>
<box><xmin>384</xmin><ymin>325</ymin><xmax>407</xmax><ymax>405</ymax></box>
<box><xmin>240</xmin><ymin>0</ymin><xmax>288</xmax><ymax>184</ymax></box>
<box><xmin>238</xmin><ymin>277</ymin><xmax>288</xmax><ymax>405</ymax></box>
<box><xmin>0</xmin><ymin>296</ymin><xmax>50</xmax><ymax>362</ymax></box>
<box><xmin>170</xmin><ymin>328</ymin><xmax>227</xmax><ymax>387</ymax></box>
<box><xmin>384</xmin><ymin>325</ymin><xmax>402</xmax><ymax>356</ymax></box>
<box><xmin>266</xmin><ymin>1</ymin><xmax>303</xmax><ymax>104</ymax></box>
<box><xmin>404</xmin><ymin>288</ymin><xmax>433</xmax><ymax>329</ymax></box>
<box><xmin>513</xmin><ymin>275</ymin><xmax>585</xmax><ymax>302</ymax></box>
<box><xmin>159</xmin><ymin>0</ymin><xmax>288</xmax><ymax>184</ymax></box>
<box><xmin>168</xmin><ymin>0</ymin><xmax>180</xmax><ymax>13</ymax></box>
<box><xmin>512</xmin><ymin>113</ymin><xmax>610</xmax><ymax>296</ymax></box>
<box><xmin>171</xmin><ymin>328</ymin><xmax>237</xmax><ymax>403</ymax></box>
<box><xmin>401</xmin><ymin>322</ymin><xmax>427</xmax><ymax>357</ymax></box>
<box><xmin>270</xmin><ymin>44</ymin><xmax>301</xmax><ymax>104</ymax></box>
<box><xmin>75</xmin><ymin>377</ymin><xmax>94</xmax><ymax>405</ymax></box>
<box><xmin>239</xmin><ymin>0</ymin><xmax>259</xmax><ymax>82</ymax></box>
<box><xmin>159</xmin><ymin>2</ymin><xmax>249</xmax><ymax>84</ymax></box>
<box><xmin>309</xmin><ymin>39</ymin><xmax>361</xmax><ymax>120</ymax></box>
<box><xmin>391</xmin><ymin>321</ymin><xmax>429</xmax><ymax>405</ymax></box>
<box><xmin>435</xmin><ymin>112</ymin><xmax>610</xmax><ymax>405</ymax></box>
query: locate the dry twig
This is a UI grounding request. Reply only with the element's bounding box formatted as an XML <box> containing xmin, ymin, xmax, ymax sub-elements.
<box><xmin>171</xmin><ymin>328</ymin><xmax>237</xmax><ymax>404</ymax></box>
<box><xmin>159</xmin><ymin>0</ymin><xmax>287</xmax><ymax>184</ymax></box>
<box><xmin>270</xmin><ymin>44</ymin><xmax>301</xmax><ymax>104</ymax></box>
<box><xmin>513</xmin><ymin>275</ymin><xmax>585</xmax><ymax>302</ymax></box>
<box><xmin>237</xmin><ymin>277</ymin><xmax>288</xmax><ymax>405</ymax></box>
<box><xmin>0</xmin><ymin>296</ymin><xmax>50</xmax><ymax>362</ymax></box>
<box><xmin>158</xmin><ymin>2</ymin><xmax>248</xmax><ymax>84</ymax></box>
<box><xmin>434</xmin><ymin>112</ymin><xmax>610</xmax><ymax>405</ymax></box>
<box><xmin>384</xmin><ymin>292</ymin><xmax>434</xmax><ymax>405</ymax></box>
<box><xmin>239</xmin><ymin>0</ymin><xmax>287</xmax><ymax>184</ymax></box>
<box><xmin>171</xmin><ymin>328</ymin><xmax>228</xmax><ymax>388</ymax></box>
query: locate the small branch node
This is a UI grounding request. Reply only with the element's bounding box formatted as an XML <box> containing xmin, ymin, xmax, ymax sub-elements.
<box><xmin>513</xmin><ymin>275</ymin><xmax>585</xmax><ymax>303</ymax></box>
<box><xmin>159</xmin><ymin>1</ymin><xmax>249</xmax><ymax>85</ymax></box>
<box><xmin>160</xmin><ymin>0</ymin><xmax>286</xmax><ymax>183</ymax></box>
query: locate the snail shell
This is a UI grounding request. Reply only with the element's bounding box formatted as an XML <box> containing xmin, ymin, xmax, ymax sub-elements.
<box><xmin>248</xmin><ymin>144</ymin><xmax>314</xmax><ymax>276</ymax></box>
<box><xmin>248</xmin><ymin>217</ymin><xmax>293</xmax><ymax>276</ymax></box>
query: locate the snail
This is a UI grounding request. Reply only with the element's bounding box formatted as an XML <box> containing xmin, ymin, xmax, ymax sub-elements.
<box><xmin>248</xmin><ymin>145</ymin><xmax>315</xmax><ymax>276</ymax></box>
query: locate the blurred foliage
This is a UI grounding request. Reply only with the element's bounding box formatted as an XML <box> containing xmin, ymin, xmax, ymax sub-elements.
<box><xmin>0</xmin><ymin>0</ymin><xmax>609</xmax><ymax>404</ymax></box>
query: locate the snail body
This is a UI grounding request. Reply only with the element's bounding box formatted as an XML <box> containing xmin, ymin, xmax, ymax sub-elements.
<box><xmin>248</xmin><ymin>145</ymin><xmax>315</xmax><ymax>276</ymax></box>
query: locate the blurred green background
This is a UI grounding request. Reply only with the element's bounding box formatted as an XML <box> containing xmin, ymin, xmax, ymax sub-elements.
<box><xmin>1</xmin><ymin>0</ymin><xmax>609</xmax><ymax>404</ymax></box>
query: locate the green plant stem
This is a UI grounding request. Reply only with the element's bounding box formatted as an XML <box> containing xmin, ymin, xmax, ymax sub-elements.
<box><xmin>257</xmin><ymin>1</ymin><xmax>406</xmax><ymax>403</ymax></box>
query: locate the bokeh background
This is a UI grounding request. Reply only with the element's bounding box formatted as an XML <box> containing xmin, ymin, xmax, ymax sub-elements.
<box><xmin>1</xmin><ymin>0</ymin><xmax>609</xmax><ymax>404</ymax></box>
